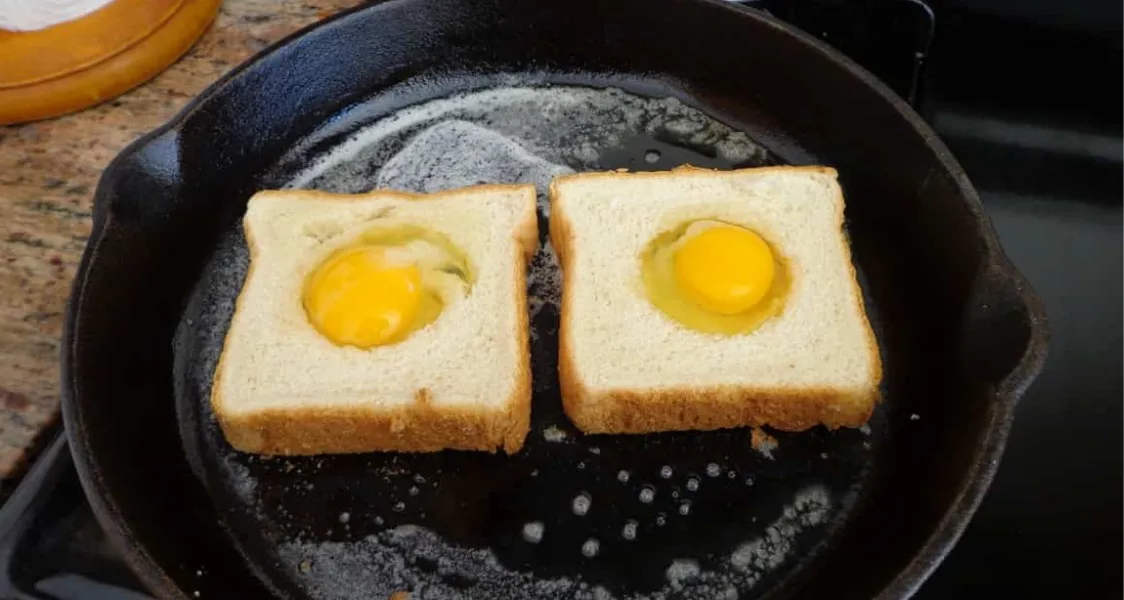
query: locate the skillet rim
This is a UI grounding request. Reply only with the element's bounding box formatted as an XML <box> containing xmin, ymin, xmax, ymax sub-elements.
<box><xmin>59</xmin><ymin>0</ymin><xmax>1050</xmax><ymax>598</ymax></box>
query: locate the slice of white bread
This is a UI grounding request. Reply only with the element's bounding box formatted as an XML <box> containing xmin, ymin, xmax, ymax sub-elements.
<box><xmin>549</xmin><ymin>166</ymin><xmax>881</xmax><ymax>434</ymax></box>
<box><xmin>211</xmin><ymin>184</ymin><xmax>538</xmax><ymax>455</ymax></box>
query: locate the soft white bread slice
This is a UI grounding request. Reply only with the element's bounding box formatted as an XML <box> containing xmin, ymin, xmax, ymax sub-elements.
<box><xmin>212</xmin><ymin>184</ymin><xmax>538</xmax><ymax>455</ymax></box>
<box><xmin>549</xmin><ymin>166</ymin><xmax>881</xmax><ymax>434</ymax></box>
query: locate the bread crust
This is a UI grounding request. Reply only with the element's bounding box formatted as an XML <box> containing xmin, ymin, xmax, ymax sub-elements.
<box><xmin>551</xmin><ymin>166</ymin><xmax>882</xmax><ymax>435</ymax></box>
<box><xmin>501</xmin><ymin>225</ymin><xmax>535</xmax><ymax>453</ymax></box>
<box><xmin>560</xmin><ymin>384</ymin><xmax>877</xmax><ymax>434</ymax></box>
<box><xmin>215</xmin><ymin>391</ymin><xmax>531</xmax><ymax>455</ymax></box>
<box><xmin>210</xmin><ymin>184</ymin><xmax>537</xmax><ymax>455</ymax></box>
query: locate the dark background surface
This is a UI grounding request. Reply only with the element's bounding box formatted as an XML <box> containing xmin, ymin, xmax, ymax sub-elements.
<box><xmin>763</xmin><ymin>1</ymin><xmax>1123</xmax><ymax>594</ymax></box>
<box><xmin>915</xmin><ymin>2</ymin><xmax>1123</xmax><ymax>597</ymax></box>
<box><xmin>0</xmin><ymin>1</ymin><xmax>1120</xmax><ymax>599</ymax></box>
<box><xmin>778</xmin><ymin>1</ymin><xmax>1123</xmax><ymax>595</ymax></box>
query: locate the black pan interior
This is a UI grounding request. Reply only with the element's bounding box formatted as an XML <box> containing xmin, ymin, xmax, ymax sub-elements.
<box><xmin>173</xmin><ymin>83</ymin><xmax>883</xmax><ymax>600</ymax></box>
<box><xmin>62</xmin><ymin>1</ymin><xmax>1045</xmax><ymax>599</ymax></box>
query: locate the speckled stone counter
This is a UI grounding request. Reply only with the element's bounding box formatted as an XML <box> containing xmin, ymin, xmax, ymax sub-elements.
<box><xmin>0</xmin><ymin>0</ymin><xmax>356</xmax><ymax>479</ymax></box>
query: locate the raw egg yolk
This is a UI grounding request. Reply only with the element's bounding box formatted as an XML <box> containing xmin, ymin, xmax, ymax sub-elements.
<box><xmin>303</xmin><ymin>246</ymin><xmax>421</xmax><ymax>349</ymax></box>
<box><xmin>640</xmin><ymin>220</ymin><xmax>789</xmax><ymax>336</ymax></box>
<box><xmin>673</xmin><ymin>225</ymin><xmax>776</xmax><ymax>314</ymax></box>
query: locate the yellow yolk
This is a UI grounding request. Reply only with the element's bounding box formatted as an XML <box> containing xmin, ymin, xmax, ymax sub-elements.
<box><xmin>640</xmin><ymin>220</ymin><xmax>789</xmax><ymax>336</ymax></box>
<box><xmin>672</xmin><ymin>225</ymin><xmax>775</xmax><ymax>314</ymax></box>
<box><xmin>303</xmin><ymin>246</ymin><xmax>422</xmax><ymax>349</ymax></box>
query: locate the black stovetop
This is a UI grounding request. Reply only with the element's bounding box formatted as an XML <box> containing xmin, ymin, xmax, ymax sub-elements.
<box><xmin>1</xmin><ymin>2</ymin><xmax>1120</xmax><ymax>599</ymax></box>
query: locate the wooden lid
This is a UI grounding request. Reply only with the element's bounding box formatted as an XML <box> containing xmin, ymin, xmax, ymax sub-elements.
<box><xmin>0</xmin><ymin>0</ymin><xmax>221</xmax><ymax>125</ymax></box>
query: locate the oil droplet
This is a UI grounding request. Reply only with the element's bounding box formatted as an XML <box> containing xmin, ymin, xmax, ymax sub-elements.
<box><xmin>727</xmin><ymin>470</ymin><xmax>737</xmax><ymax>479</ymax></box>
<box><xmin>660</xmin><ymin>465</ymin><xmax>673</xmax><ymax>479</ymax></box>
<box><xmin>573</xmin><ymin>492</ymin><xmax>592</xmax><ymax>516</ymax></box>
<box><xmin>656</xmin><ymin>513</ymin><xmax>667</xmax><ymax>526</ymax></box>
<box><xmin>523</xmin><ymin>521</ymin><xmax>545</xmax><ymax>544</ymax></box>
<box><xmin>686</xmin><ymin>477</ymin><xmax>700</xmax><ymax>491</ymax></box>
<box><xmin>679</xmin><ymin>500</ymin><xmax>692</xmax><ymax>516</ymax></box>
<box><xmin>622</xmin><ymin>520</ymin><xmax>638</xmax><ymax>540</ymax></box>
<box><xmin>582</xmin><ymin>538</ymin><xmax>600</xmax><ymax>557</ymax></box>
<box><xmin>706</xmin><ymin>463</ymin><xmax>721</xmax><ymax>477</ymax></box>
<box><xmin>617</xmin><ymin>470</ymin><xmax>630</xmax><ymax>483</ymax></box>
<box><xmin>639</xmin><ymin>486</ymin><xmax>656</xmax><ymax>504</ymax></box>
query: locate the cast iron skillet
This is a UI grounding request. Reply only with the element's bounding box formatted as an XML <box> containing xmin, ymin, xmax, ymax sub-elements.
<box><xmin>61</xmin><ymin>0</ymin><xmax>1048</xmax><ymax>598</ymax></box>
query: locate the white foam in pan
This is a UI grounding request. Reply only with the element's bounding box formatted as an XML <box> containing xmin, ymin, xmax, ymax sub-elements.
<box><xmin>277</xmin><ymin>485</ymin><xmax>832</xmax><ymax>600</ymax></box>
<box><xmin>288</xmin><ymin>86</ymin><xmax>765</xmax><ymax>193</ymax></box>
<box><xmin>375</xmin><ymin>119</ymin><xmax>574</xmax><ymax>216</ymax></box>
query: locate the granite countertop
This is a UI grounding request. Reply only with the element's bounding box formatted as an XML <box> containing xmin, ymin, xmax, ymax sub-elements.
<box><xmin>0</xmin><ymin>0</ymin><xmax>356</xmax><ymax>480</ymax></box>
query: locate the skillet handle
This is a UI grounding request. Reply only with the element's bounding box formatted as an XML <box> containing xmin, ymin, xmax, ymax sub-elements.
<box><xmin>0</xmin><ymin>433</ymin><xmax>153</xmax><ymax>600</ymax></box>
<box><xmin>96</xmin><ymin>129</ymin><xmax>183</xmax><ymax>226</ymax></box>
<box><xmin>959</xmin><ymin>259</ymin><xmax>1049</xmax><ymax>399</ymax></box>
<box><xmin>0</xmin><ymin>432</ymin><xmax>68</xmax><ymax>599</ymax></box>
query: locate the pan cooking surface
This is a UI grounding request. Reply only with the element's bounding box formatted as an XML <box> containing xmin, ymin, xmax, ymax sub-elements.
<box><xmin>173</xmin><ymin>85</ymin><xmax>885</xmax><ymax>600</ymax></box>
